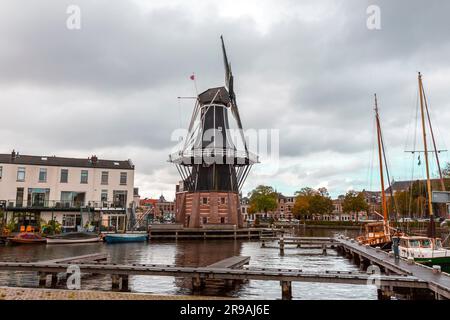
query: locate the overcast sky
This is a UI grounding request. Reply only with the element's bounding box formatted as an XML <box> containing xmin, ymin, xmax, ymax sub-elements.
<box><xmin>1</xmin><ymin>0</ymin><xmax>450</xmax><ymax>200</ymax></box>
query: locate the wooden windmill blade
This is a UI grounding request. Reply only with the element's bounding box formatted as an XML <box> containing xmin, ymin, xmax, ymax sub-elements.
<box><xmin>221</xmin><ymin>35</ymin><xmax>249</xmax><ymax>154</ymax></box>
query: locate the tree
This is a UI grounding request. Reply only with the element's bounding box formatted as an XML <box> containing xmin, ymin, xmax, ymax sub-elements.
<box><xmin>342</xmin><ymin>191</ymin><xmax>369</xmax><ymax>222</ymax></box>
<box><xmin>292</xmin><ymin>195</ymin><xmax>311</xmax><ymax>220</ymax></box>
<box><xmin>309</xmin><ymin>193</ymin><xmax>334</xmax><ymax>216</ymax></box>
<box><xmin>292</xmin><ymin>187</ymin><xmax>333</xmax><ymax>220</ymax></box>
<box><xmin>247</xmin><ymin>185</ymin><xmax>278</xmax><ymax>218</ymax></box>
<box><xmin>295</xmin><ymin>187</ymin><xmax>317</xmax><ymax>197</ymax></box>
<box><xmin>443</xmin><ymin>162</ymin><xmax>450</xmax><ymax>177</ymax></box>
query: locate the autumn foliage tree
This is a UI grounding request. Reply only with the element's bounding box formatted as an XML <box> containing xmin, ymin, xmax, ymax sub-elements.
<box><xmin>342</xmin><ymin>191</ymin><xmax>369</xmax><ymax>221</ymax></box>
<box><xmin>247</xmin><ymin>185</ymin><xmax>278</xmax><ymax>218</ymax></box>
<box><xmin>292</xmin><ymin>187</ymin><xmax>333</xmax><ymax>220</ymax></box>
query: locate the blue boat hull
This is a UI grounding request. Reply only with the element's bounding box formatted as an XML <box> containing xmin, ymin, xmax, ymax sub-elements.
<box><xmin>104</xmin><ymin>234</ymin><xmax>148</xmax><ymax>244</ymax></box>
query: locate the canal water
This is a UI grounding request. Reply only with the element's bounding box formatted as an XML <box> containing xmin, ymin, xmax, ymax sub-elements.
<box><xmin>0</xmin><ymin>228</ymin><xmax>377</xmax><ymax>300</ymax></box>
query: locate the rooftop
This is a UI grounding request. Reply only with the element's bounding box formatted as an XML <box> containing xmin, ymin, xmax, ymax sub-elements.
<box><xmin>0</xmin><ymin>152</ymin><xmax>134</xmax><ymax>170</ymax></box>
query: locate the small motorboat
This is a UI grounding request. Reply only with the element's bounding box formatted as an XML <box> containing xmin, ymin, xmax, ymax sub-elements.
<box><xmin>104</xmin><ymin>233</ymin><xmax>148</xmax><ymax>244</ymax></box>
<box><xmin>46</xmin><ymin>232</ymin><xmax>102</xmax><ymax>244</ymax></box>
<box><xmin>398</xmin><ymin>236</ymin><xmax>450</xmax><ymax>267</ymax></box>
<box><xmin>8</xmin><ymin>233</ymin><xmax>47</xmax><ymax>245</ymax></box>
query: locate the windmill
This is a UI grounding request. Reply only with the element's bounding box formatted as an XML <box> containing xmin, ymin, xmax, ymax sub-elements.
<box><xmin>169</xmin><ymin>36</ymin><xmax>259</xmax><ymax>228</ymax></box>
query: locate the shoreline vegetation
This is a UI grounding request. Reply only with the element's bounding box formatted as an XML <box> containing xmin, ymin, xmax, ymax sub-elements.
<box><xmin>266</xmin><ymin>220</ymin><xmax>450</xmax><ymax>231</ymax></box>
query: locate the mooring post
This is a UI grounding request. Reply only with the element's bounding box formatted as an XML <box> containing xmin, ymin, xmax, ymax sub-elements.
<box><xmin>111</xmin><ymin>274</ymin><xmax>121</xmax><ymax>291</ymax></box>
<box><xmin>192</xmin><ymin>275</ymin><xmax>204</xmax><ymax>292</ymax></box>
<box><xmin>280</xmin><ymin>280</ymin><xmax>292</xmax><ymax>300</ymax></box>
<box><xmin>322</xmin><ymin>244</ymin><xmax>327</xmax><ymax>256</ymax></box>
<box><xmin>225</xmin><ymin>279</ymin><xmax>235</xmax><ymax>287</ymax></box>
<box><xmin>121</xmin><ymin>275</ymin><xmax>130</xmax><ymax>292</ymax></box>
<box><xmin>377</xmin><ymin>287</ymin><xmax>393</xmax><ymax>300</ymax></box>
<box><xmin>50</xmin><ymin>273</ymin><xmax>58</xmax><ymax>288</ymax></box>
<box><xmin>38</xmin><ymin>272</ymin><xmax>48</xmax><ymax>287</ymax></box>
<box><xmin>279</xmin><ymin>236</ymin><xmax>285</xmax><ymax>256</ymax></box>
<box><xmin>359</xmin><ymin>255</ymin><xmax>367</xmax><ymax>271</ymax></box>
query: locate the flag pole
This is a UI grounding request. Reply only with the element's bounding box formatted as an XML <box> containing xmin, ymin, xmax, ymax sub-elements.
<box><xmin>191</xmin><ymin>72</ymin><xmax>198</xmax><ymax>96</ymax></box>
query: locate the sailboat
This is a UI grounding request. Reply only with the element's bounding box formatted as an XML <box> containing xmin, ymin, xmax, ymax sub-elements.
<box><xmin>104</xmin><ymin>209</ymin><xmax>148</xmax><ymax>244</ymax></box>
<box><xmin>397</xmin><ymin>72</ymin><xmax>450</xmax><ymax>269</ymax></box>
<box><xmin>357</xmin><ymin>94</ymin><xmax>393</xmax><ymax>249</ymax></box>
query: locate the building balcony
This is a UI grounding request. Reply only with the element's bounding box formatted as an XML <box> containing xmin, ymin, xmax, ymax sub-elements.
<box><xmin>1</xmin><ymin>200</ymin><xmax>130</xmax><ymax>211</ymax></box>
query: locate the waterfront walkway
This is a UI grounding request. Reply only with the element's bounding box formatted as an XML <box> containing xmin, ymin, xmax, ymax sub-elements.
<box><xmin>0</xmin><ymin>286</ymin><xmax>226</xmax><ymax>300</ymax></box>
<box><xmin>336</xmin><ymin>237</ymin><xmax>450</xmax><ymax>299</ymax></box>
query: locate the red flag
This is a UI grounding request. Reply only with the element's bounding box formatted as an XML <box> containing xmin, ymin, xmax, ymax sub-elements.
<box><xmin>190</xmin><ymin>74</ymin><xmax>195</xmax><ymax>80</ymax></box>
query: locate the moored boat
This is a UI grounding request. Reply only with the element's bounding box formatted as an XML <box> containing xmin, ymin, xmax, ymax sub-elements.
<box><xmin>46</xmin><ymin>232</ymin><xmax>102</xmax><ymax>244</ymax></box>
<box><xmin>104</xmin><ymin>233</ymin><xmax>148</xmax><ymax>244</ymax></box>
<box><xmin>8</xmin><ymin>232</ymin><xmax>47</xmax><ymax>245</ymax></box>
<box><xmin>398</xmin><ymin>236</ymin><xmax>450</xmax><ymax>268</ymax></box>
<box><xmin>357</xmin><ymin>95</ymin><xmax>393</xmax><ymax>249</ymax></box>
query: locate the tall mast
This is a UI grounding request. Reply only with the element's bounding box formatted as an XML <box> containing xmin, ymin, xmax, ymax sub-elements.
<box><xmin>375</xmin><ymin>94</ymin><xmax>388</xmax><ymax>222</ymax></box>
<box><xmin>418</xmin><ymin>72</ymin><xmax>434</xmax><ymax>218</ymax></box>
<box><xmin>422</xmin><ymin>85</ymin><xmax>446</xmax><ymax>191</ymax></box>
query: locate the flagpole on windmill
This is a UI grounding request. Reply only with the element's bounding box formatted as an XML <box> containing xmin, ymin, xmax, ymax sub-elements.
<box><xmin>190</xmin><ymin>72</ymin><xmax>198</xmax><ymax>96</ymax></box>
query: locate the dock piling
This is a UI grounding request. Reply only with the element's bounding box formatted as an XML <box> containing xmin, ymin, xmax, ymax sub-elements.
<box><xmin>279</xmin><ymin>237</ymin><xmax>285</xmax><ymax>256</ymax></box>
<box><xmin>280</xmin><ymin>280</ymin><xmax>292</xmax><ymax>300</ymax></box>
<box><xmin>38</xmin><ymin>272</ymin><xmax>48</xmax><ymax>287</ymax></box>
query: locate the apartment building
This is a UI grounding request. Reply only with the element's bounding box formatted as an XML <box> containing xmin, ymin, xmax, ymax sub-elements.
<box><xmin>0</xmin><ymin>151</ymin><xmax>135</xmax><ymax>232</ymax></box>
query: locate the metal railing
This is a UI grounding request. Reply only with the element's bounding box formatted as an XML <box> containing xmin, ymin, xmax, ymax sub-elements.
<box><xmin>2</xmin><ymin>200</ymin><xmax>130</xmax><ymax>210</ymax></box>
<box><xmin>169</xmin><ymin>147</ymin><xmax>259</xmax><ymax>164</ymax></box>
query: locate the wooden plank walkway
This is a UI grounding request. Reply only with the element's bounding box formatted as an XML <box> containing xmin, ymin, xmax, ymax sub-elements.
<box><xmin>0</xmin><ymin>261</ymin><xmax>425</xmax><ymax>288</ymax></box>
<box><xmin>335</xmin><ymin>237</ymin><xmax>450</xmax><ymax>299</ymax></box>
<box><xmin>36</xmin><ymin>253</ymin><xmax>108</xmax><ymax>265</ymax></box>
<box><xmin>206</xmin><ymin>256</ymin><xmax>250</xmax><ymax>269</ymax></box>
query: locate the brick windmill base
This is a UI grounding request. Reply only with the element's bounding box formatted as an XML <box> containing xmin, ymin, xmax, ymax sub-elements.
<box><xmin>175</xmin><ymin>191</ymin><xmax>242</xmax><ymax>228</ymax></box>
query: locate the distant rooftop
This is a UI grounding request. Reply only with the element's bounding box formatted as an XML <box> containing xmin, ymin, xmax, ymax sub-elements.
<box><xmin>385</xmin><ymin>179</ymin><xmax>447</xmax><ymax>193</ymax></box>
<box><xmin>0</xmin><ymin>152</ymin><xmax>134</xmax><ymax>170</ymax></box>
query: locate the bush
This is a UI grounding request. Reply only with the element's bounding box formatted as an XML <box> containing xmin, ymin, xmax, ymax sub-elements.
<box><xmin>304</xmin><ymin>220</ymin><xmax>362</xmax><ymax>227</ymax></box>
<box><xmin>41</xmin><ymin>219</ymin><xmax>62</xmax><ymax>235</ymax></box>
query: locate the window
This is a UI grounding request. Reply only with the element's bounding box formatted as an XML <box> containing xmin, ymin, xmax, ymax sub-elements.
<box><xmin>16</xmin><ymin>188</ymin><xmax>24</xmax><ymax>207</ymax></box>
<box><xmin>202</xmin><ymin>217</ymin><xmax>208</xmax><ymax>224</ymax></box>
<box><xmin>113</xmin><ymin>190</ymin><xmax>127</xmax><ymax>207</ymax></box>
<box><xmin>39</xmin><ymin>168</ymin><xmax>47</xmax><ymax>182</ymax></box>
<box><xmin>220</xmin><ymin>197</ymin><xmax>226</xmax><ymax>205</ymax></box>
<box><xmin>0</xmin><ymin>166</ymin><xmax>2</xmax><ymax>180</ymax></box>
<box><xmin>202</xmin><ymin>197</ymin><xmax>208</xmax><ymax>205</ymax></box>
<box><xmin>220</xmin><ymin>217</ymin><xmax>225</xmax><ymax>224</ymax></box>
<box><xmin>101</xmin><ymin>190</ymin><xmax>108</xmax><ymax>202</ymax></box>
<box><xmin>120</xmin><ymin>172</ymin><xmax>127</xmax><ymax>185</ymax></box>
<box><xmin>17</xmin><ymin>167</ymin><xmax>25</xmax><ymax>181</ymax></box>
<box><xmin>101</xmin><ymin>171</ymin><xmax>109</xmax><ymax>185</ymax></box>
<box><xmin>80</xmin><ymin>170</ymin><xmax>88</xmax><ymax>184</ymax></box>
<box><xmin>60</xmin><ymin>169</ymin><xmax>68</xmax><ymax>183</ymax></box>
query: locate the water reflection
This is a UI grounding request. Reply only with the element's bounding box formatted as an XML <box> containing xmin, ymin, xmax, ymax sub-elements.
<box><xmin>0</xmin><ymin>228</ymin><xmax>376</xmax><ymax>299</ymax></box>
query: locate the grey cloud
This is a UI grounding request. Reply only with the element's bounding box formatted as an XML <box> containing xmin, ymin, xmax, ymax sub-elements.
<box><xmin>1</xmin><ymin>0</ymin><xmax>450</xmax><ymax>197</ymax></box>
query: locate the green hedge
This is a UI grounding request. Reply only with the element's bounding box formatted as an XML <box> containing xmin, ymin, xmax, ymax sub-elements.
<box><xmin>304</xmin><ymin>220</ymin><xmax>363</xmax><ymax>227</ymax></box>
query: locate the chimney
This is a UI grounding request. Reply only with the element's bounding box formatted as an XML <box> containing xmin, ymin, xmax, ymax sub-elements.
<box><xmin>11</xmin><ymin>150</ymin><xmax>16</xmax><ymax>160</ymax></box>
<box><xmin>91</xmin><ymin>155</ymin><xmax>98</xmax><ymax>165</ymax></box>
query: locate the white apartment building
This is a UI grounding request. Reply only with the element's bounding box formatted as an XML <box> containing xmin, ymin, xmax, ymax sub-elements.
<box><xmin>0</xmin><ymin>151</ymin><xmax>135</xmax><ymax>232</ymax></box>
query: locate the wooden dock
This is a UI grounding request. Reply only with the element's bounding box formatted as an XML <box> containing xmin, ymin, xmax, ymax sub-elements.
<box><xmin>0</xmin><ymin>255</ymin><xmax>430</xmax><ymax>300</ymax></box>
<box><xmin>335</xmin><ymin>236</ymin><xmax>450</xmax><ymax>299</ymax></box>
<box><xmin>148</xmin><ymin>228</ymin><xmax>276</xmax><ymax>240</ymax></box>
<box><xmin>2</xmin><ymin>236</ymin><xmax>450</xmax><ymax>300</ymax></box>
<box><xmin>205</xmin><ymin>256</ymin><xmax>250</xmax><ymax>269</ymax></box>
<box><xmin>260</xmin><ymin>235</ymin><xmax>450</xmax><ymax>299</ymax></box>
